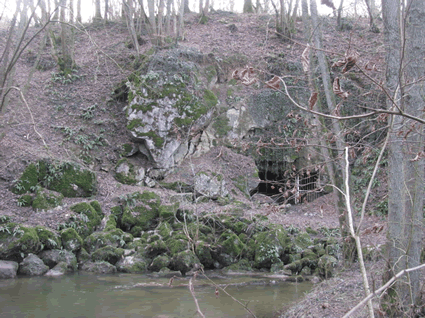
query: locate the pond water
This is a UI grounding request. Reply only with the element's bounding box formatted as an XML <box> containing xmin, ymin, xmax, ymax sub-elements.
<box><xmin>0</xmin><ymin>272</ymin><xmax>312</xmax><ymax>318</ymax></box>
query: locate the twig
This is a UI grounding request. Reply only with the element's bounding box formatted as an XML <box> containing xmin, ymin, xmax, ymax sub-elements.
<box><xmin>201</xmin><ymin>271</ymin><xmax>258</xmax><ymax>318</ymax></box>
<box><xmin>344</xmin><ymin>147</ymin><xmax>374</xmax><ymax>318</ymax></box>
<box><xmin>11</xmin><ymin>86</ymin><xmax>48</xmax><ymax>149</ymax></box>
<box><xmin>343</xmin><ymin>263</ymin><xmax>425</xmax><ymax>317</ymax></box>
<box><xmin>188</xmin><ymin>276</ymin><xmax>205</xmax><ymax>318</ymax></box>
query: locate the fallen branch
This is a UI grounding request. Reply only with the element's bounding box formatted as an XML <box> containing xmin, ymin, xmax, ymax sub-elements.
<box><xmin>188</xmin><ymin>275</ymin><xmax>205</xmax><ymax>318</ymax></box>
<box><xmin>343</xmin><ymin>263</ymin><xmax>425</xmax><ymax>317</ymax></box>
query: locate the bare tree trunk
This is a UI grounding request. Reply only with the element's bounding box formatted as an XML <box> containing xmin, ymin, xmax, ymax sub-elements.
<box><xmin>336</xmin><ymin>0</ymin><xmax>344</xmax><ymax>29</ymax></box>
<box><xmin>123</xmin><ymin>0</ymin><xmax>140</xmax><ymax>53</ymax></box>
<box><xmin>104</xmin><ymin>0</ymin><xmax>109</xmax><ymax>21</ymax></box>
<box><xmin>69</xmin><ymin>0</ymin><xmax>74</xmax><ymax>22</ymax></box>
<box><xmin>95</xmin><ymin>0</ymin><xmax>102</xmax><ymax>20</ymax></box>
<box><xmin>243</xmin><ymin>0</ymin><xmax>254</xmax><ymax>13</ymax></box>
<box><xmin>59</xmin><ymin>0</ymin><xmax>74</xmax><ymax>72</ymax></box>
<box><xmin>364</xmin><ymin>0</ymin><xmax>379</xmax><ymax>32</ymax></box>
<box><xmin>203</xmin><ymin>0</ymin><xmax>209</xmax><ymax>14</ymax></box>
<box><xmin>147</xmin><ymin>0</ymin><xmax>157</xmax><ymax>43</ymax></box>
<box><xmin>309</xmin><ymin>0</ymin><xmax>355</xmax><ymax>261</ymax></box>
<box><xmin>184</xmin><ymin>0</ymin><xmax>190</xmax><ymax>13</ymax></box>
<box><xmin>383</xmin><ymin>0</ymin><xmax>425</xmax><ymax>314</ymax></box>
<box><xmin>76</xmin><ymin>0</ymin><xmax>81</xmax><ymax>22</ymax></box>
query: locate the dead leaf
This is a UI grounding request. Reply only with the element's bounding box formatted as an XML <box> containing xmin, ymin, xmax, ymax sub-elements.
<box><xmin>265</xmin><ymin>75</ymin><xmax>281</xmax><ymax>90</ymax></box>
<box><xmin>342</xmin><ymin>52</ymin><xmax>358</xmax><ymax>73</ymax></box>
<box><xmin>309</xmin><ymin>92</ymin><xmax>318</xmax><ymax>110</ymax></box>
<box><xmin>333</xmin><ymin>77</ymin><xmax>350</xmax><ymax>99</ymax></box>
<box><xmin>301</xmin><ymin>45</ymin><xmax>310</xmax><ymax>72</ymax></box>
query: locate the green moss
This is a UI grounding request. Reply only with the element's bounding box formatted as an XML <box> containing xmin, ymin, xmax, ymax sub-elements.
<box><xmin>114</xmin><ymin>158</ymin><xmax>137</xmax><ymax>185</ymax></box>
<box><xmin>203</xmin><ymin>89</ymin><xmax>218</xmax><ymax>108</ymax></box>
<box><xmin>126</xmin><ymin>118</ymin><xmax>144</xmax><ymax>131</ymax></box>
<box><xmin>158</xmin><ymin>203</ymin><xmax>179</xmax><ymax>221</ymax></box>
<box><xmin>91</xmin><ymin>246</ymin><xmax>124</xmax><ymax>265</ymax></box>
<box><xmin>1</xmin><ymin>225</ymin><xmax>43</xmax><ymax>260</ymax></box>
<box><xmin>70</xmin><ymin>202</ymin><xmax>102</xmax><ymax>237</ymax></box>
<box><xmin>195</xmin><ymin>241</ymin><xmax>214</xmax><ymax>268</ymax></box>
<box><xmin>205</xmin><ymin>65</ymin><xmax>217</xmax><ymax>83</ymax></box>
<box><xmin>89</xmin><ymin>201</ymin><xmax>103</xmax><ymax>218</ymax></box>
<box><xmin>60</xmin><ymin>228</ymin><xmax>83</xmax><ymax>252</ymax></box>
<box><xmin>166</xmin><ymin>234</ymin><xmax>188</xmax><ymax>255</ymax></box>
<box><xmin>32</xmin><ymin>188</ymin><xmax>64</xmax><ymax>211</ymax></box>
<box><xmin>219</xmin><ymin>230</ymin><xmax>247</xmax><ymax>257</ymax></box>
<box><xmin>213</xmin><ymin>114</ymin><xmax>231</xmax><ymax>138</ymax></box>
<box><xmin>12</xmin><ymin>163</ymin><xmax>39</xmax><ymax>194</ymax></box>
<box><xmin>17</xmin><ymin>194</ymin><xmax>33</xmax><ymax>207</ymax></box>
<box><xmin>35</xmin><ymin>226</ymin><xmax>61</xmax><ymax>249</ymax></box>
<box><xmin>135</xmin><ymin>131</ymin><xmax>164</xmax><ymax>148</ymax></box>
<box><xmin>41</xmin><ymin>161</ymin><xmax>97</xmax><ymax>198</ymax></box>
<box><xmin>149</xmin><ymin>255</ymin><xmax>171</xmax><ymax>271</ymax></box>
<box><xmin>156</xmin><ymin>222</ymin><xmax>173</xmax><ymax>240</ymax></box>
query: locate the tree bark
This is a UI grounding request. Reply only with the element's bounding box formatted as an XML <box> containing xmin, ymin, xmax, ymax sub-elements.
<box><xmin>243</xmin><ymin>0</ymin><xmax>254</xmax><ymax>13</ymax></box>
<box><xmin>95</xmin><ymin>0</ymin><xmax>102</xmax><ymax>20</ymax></box>
<box><xmin>76</xmin><ymin>0</ymin><xmax>81</xmax><ymax>22</ymax></box>
<box><xmin>383</xmin><ymin>0</ymin><xmax>425</xmax><ymax>314</ymax></box>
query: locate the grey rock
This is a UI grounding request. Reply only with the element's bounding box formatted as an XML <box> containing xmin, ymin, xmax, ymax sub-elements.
<box><xmin>0</xmin><ymin>260</ymin><xmax>19</xmax><ymax>279</ymax></box>
<box><xmin>18</xmin><ymin>254</ymin><xmax>49</xmax><ymax>276</ymax></box>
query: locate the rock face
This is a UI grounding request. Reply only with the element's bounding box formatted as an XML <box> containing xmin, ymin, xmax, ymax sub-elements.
<box><xmin>18</xmin><ymin>254</ymin><xmax>49</xmax><ymax>276</ymax></box>
<box><xmin>194</xmin><ymin>172</ymin><xmax>228</xmax><ymax>199</ymax></box>
<box><xmin>125</xmin><ymin>48</ymin><xmax>218</xmax><ymax>169</ymax></box>
<box><xmin>0</xmin><ymin>260</ymin><xmax>19</xmax><ymax>279</ymax></box>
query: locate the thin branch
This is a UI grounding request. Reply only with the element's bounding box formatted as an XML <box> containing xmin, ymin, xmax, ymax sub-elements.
<box><xmin>188</xmin><ymin>275</ymin><xmax>205</xmax><ymax>318</ymax></box>
<box><xmin>11</xmin><ymin>86</ymin><xmax>48</xmax><ymax>149</ymax></box>
<box><xmin>343</xmin><ymin>147</ymin><xmax>374</xmax><ymax>317</ymax></box>
<box><xmin>201</xmin><ymin>271</ymin><xmax>258</xmax><ymax>318</ymax></box>
<box><xmin>344</xmin><ymin>263</ymin><xmax>425</xmax><ymax>317</ymax></box>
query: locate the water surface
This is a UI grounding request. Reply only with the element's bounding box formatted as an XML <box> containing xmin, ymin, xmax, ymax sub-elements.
<box><xmin>0</xmin><ymin>272</ymin><xmax>312</xmax><ymax>318</ymax></box>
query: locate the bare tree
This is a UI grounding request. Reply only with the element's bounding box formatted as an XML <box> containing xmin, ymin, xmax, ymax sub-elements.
<box><xmin>382</xmin><ymin>0</ymin><xmax>425</xmax><ymax>314</ymax></box>
<box><xmin>95</xmin><ymin>0</ymin><xmax>102</xmax><ymax>20</ymax></box>
<box><xmin>243</xmin><ymin>0</ymin><xmax>254</xmax><ymax>13</ymax></box>
<box><xmin>76</xmin><ymin>0</ymin><xmax>81</xmax><ymax>22</ymax></box>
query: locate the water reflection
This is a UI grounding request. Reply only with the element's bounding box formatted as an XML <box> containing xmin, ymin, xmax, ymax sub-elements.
<box><xmin>0</xmin><ymin>273</ymin><xmax>312</xmax><ymax>318</ymax></box>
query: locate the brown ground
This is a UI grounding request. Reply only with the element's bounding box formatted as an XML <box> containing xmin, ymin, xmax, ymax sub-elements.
<box><xmin>0</xmin><ymin>11</ymin><xmax>391</xmax><ymax>317</ymax></box>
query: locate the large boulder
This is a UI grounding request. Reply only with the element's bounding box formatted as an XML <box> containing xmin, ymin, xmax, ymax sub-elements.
<box><xmin>125</xmin><ymin>48</ymin><xmax>218</xmax><ymax>169</ymax></box>
<box><xmin>38</xmin><ymin>249</ymin><xmax>77</xmax><ymax>271</ymax></box>
<box><xmin>116</xmin><ymin>253</ymin><xmax>149</xmax><ymax>273</ymax></box>
<box><xmin>194</xmin><ymin>171</ymin><xmax>228</xmax><ymax>200</ymax></box>
<box><xmin>18</xmin><ymin>254</ymin><xmax>49</xmax><ymax>276</ymax></box>
<box><xmin>0</xmin><ymin>260</ymin><xmax>19</xmax><ymax>279</ymax></box>
<box><xmin>0</xmin><ymin>224</ymin><xmax>43</xmax><ymax>262</ymax></box>
<box><xmin>80</xmin><ymin>261</ymin><xmax>117</xmax><ymax>274</ymax></box>
<box><xmin>170</xmin><ymin>250</ymin><xmax>201</xmax><ymax>275</ymax></box>
<box><xmin>12</xmin><ymin>160</ymin><xmax>97</xmax><ymax>198</ymax></box>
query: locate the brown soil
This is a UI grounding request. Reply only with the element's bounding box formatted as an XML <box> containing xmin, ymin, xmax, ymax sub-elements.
<box><xmin>0</xmin><ymin>11</ymin><xmax>390</xmax><ymax>317</ymax></box>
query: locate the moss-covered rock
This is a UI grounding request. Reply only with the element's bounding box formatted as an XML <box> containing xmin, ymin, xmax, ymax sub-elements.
<box><xmin>149</xmin><ymin>254</ymin><xmax>171</xmax><ymax>271</ymax></box>
<box><xmin>155</xmin><ymin>222</ymin><xmax>173</xmax><ymax>240</ymax></box>
<box><xmin>84</xmin><ymin>228</ymin><xmax>132</xmax><ymax>253</ymax></box>
<box><xmin>125</xmin><ymin>48</ymin><xmax>217</xmax><ymax>169</ymax></box>
<box><xmin>60</xmin><ymin>228</ymin><xmax>83</xmax><ymax>252</ymax></box>
<box><xmin>35</xmin><ymin>226</ymin><xmax>61</xmax><ymax>250</ymax></box>
<box><xmin>116</xmin><ymin>253</ymin><xmax>149</xmax><ymax>273</ymax></box>
<box><xmin>70</xmin><ymin>202</ymin><xmax>102</xmax><ymax>237</ymax></box>
<box><xmin>165</xmin><ymin>234</ymin><xmax>189</xmax><ymax>256</ymax></box>
<box><xmin>91</xmin><ymin>246</ymin><xmax>124</xmax><ymax>265</ymax></box>
<box><xmin>145</xmin><ymin>239</ymin><xmax>168</xmax><ymax>258</ymax></box>
<box><xmin>222</xmin><ymin>259</ymin><xmax>253</xmax><ymax>272</ymax></box>
<box><xmin>40</xmin><ymin>161</ymin><xmax>97</xmax><ymax>197</ymax></box>
<box><xmin>12</xmin><ymin>163</ymin><xmax>39</xmax><ymax>194</ymax></box>
<box><xmin>317</xmin><ymin>255</ymin><xmax>338</xmax><ymax>278</ymax></box>
<box><xmin>219</xmin><ymin>230</ymin><xmax>247</xmax><ymax>258</ymax></box>
<box><xmin>38</xmin><ymin>249</ymin><xmax>77</xmax><ymax>271</ymax></box>
<box><xmin>18</xmin><ymin>253</ymin><xmax>49</xmax><ymax>276</ymax></box>
<box><xmin>170</xmin><ymin>250</ymin><xmax>201</xmax><ymax>275</ymax></box>
<box><xmin>253</xmin><ymin>226</ymin><xmax>290</xmax><ymax>269</ymax></box>
<box><xmin>120</xmin><ymin>191</ymin><xmax>161</xmax><ymax>232</ymax></box>
<box><xmin>195</xmin><ymin>241</ymin><xmax>214</xmax><ymax>269</ymax></box>
<box><xmin>17</xmin><ymin>194</ymin><xmax>33</xmax><ymax>207</ymax></box>
<box><xmin>0</xmin><ymin>224</ymin><xmax>43</xmax><ymax>261</ymax></box>
<box><xmin>81</xmin><ymin>261</ymin><xmax>117</xmax><ymax>274</ymax></box>
<box><xmin>114</xmin><ymin>158</ymin><xmax>138</xmax><ymax>185</ymax></box>
<box><xmin>31</xmin><ymin>188</ymin><xmax>64</xmax><ymax>211</ymax></box>
<box><xmin>158</xmin><ymin>203</ymin><xmax>179</xmax><ymax>221</ymax></box>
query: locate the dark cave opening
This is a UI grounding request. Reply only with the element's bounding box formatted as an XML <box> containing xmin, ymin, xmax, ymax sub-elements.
<box><xmin>253</xmin><ymin>160</ymin><xmax>324</xmax><ymax>205</ymax></box>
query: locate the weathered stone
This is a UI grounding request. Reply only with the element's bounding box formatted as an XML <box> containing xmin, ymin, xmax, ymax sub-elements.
<box><xmin>81</xmin><ymin>261</ymin><xmax>117</xmax><ymax>274</ymax></box>
<box><xmin>18</xmin><ymin>254</ymin><xmax>49</xmax><ymax>276</ymax></box>
<box><xmin>0</xmin><ymin>224</ymin><xmax>43</xmax><ymax>262</ymax></box>
<box><xmin>317</xmin><ymin>255</ymin><xmax>338</xmax><ymax>278</ymax></box>
<box><xmin>32</xmin><ymin>188</ymin><xmax>64</xmax><ymax>211</ymax></box>
<box><xmin>125</xmin><ymin>48</ymin><xmax>218</xmax><ymax>169</ymax></box>
<box><xmin>149</xmin><ymin>255</ymin><xmax>171</xmax><ymax>272</ymax></box>
<box><xmin>170</xmin><ymin>250</ymin><xmax>201</xmax><ymax>275</ymax></box>
<box><xmin>194</xmin><ymin>172</ymin><xmax>228</xmax><ymax>199</ymax></box>
<box><xmin>116</xmin><ymin>254</ymin><xmax>149</xmax><ymax>273</ymax></box>
<box><xmin>60</xmin><ymin>228</ymin><xmax>83</xmax><ymax>252</ymax></box>
<box><xmin>44</xmin><ymin>261</ymin><xmax>69</xmax><ymax>277</ymax></box>
<box><xmin>0</xmin><ymin>260</ymin><xmax>19</xmax><ymax>279</ymax></box>
<box><xmin>91</xmin><ymin>246</ymin><xmax>124</xmax><ymax>265</ymax></box>
<box><xmin>38</xmin><ymin>249</ymin><xmax>77</xmax><ymax>271</ymax></box>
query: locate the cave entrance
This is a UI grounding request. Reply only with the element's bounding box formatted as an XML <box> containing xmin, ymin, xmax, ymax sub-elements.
<box><xmin>253</xmin><ymin>160</ymin><xmax>325</xmax><ymax>205</ymax></box>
